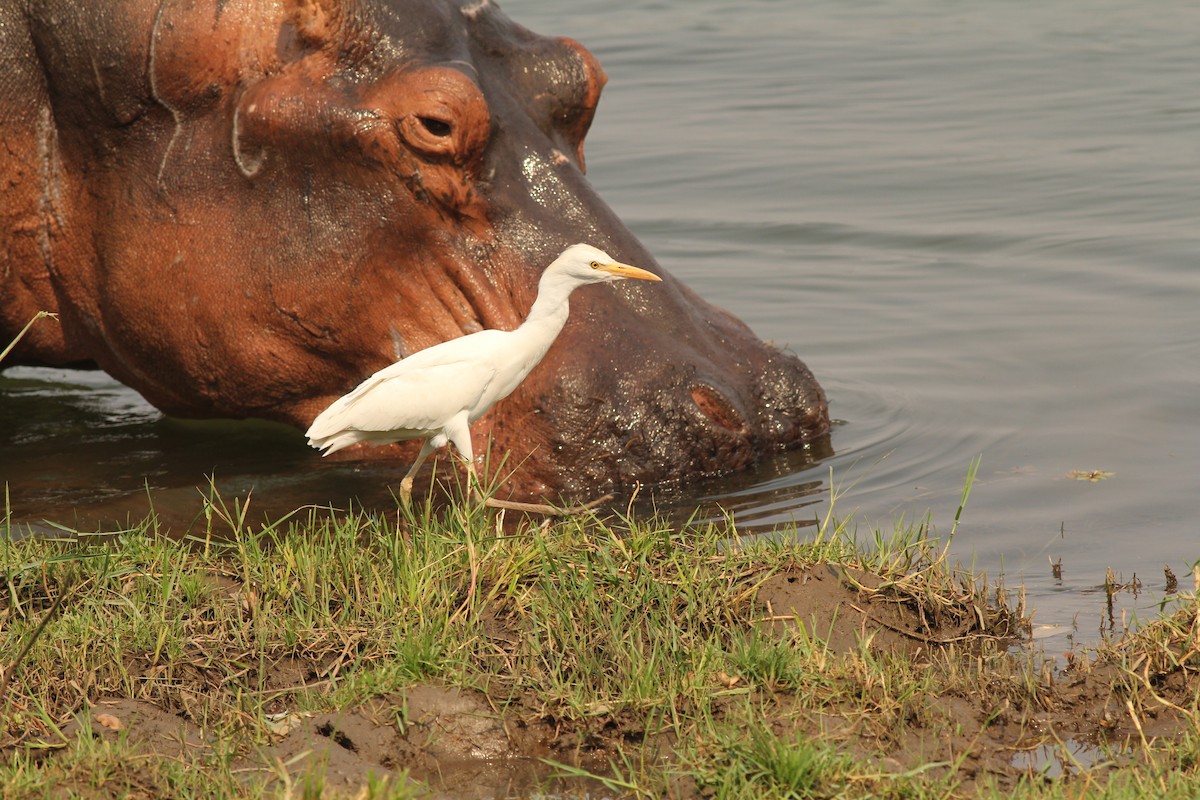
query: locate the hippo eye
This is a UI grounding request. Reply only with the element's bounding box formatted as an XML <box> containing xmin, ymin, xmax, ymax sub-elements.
<box><xmin>417</xmin><ymin>116</ymin><xmax>453</xmax><ymax>137</ymax></box>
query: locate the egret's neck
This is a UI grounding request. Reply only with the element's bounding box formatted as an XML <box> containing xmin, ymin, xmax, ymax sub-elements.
<box><xmin>501</xmin><ymin>273</ymin><xmax>575</xmax><ymax>382</ymax></box>
<box><xmin>520</xmin><ymin>273</ymin><xmax>575</xmax><ymax>336</ymax></box>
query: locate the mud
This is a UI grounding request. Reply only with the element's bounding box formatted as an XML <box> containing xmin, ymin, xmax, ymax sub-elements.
<box><xmin>63</xmin><ymin>690</ymin><xmax>615</xmax><ymax>798</ymax></box>
<box><xmin>21</xmin><ymin>564</ymin><xmax>1200</xmax><ymax>797</ymax></box>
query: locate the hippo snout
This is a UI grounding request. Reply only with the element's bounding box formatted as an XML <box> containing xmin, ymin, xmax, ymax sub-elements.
<box><xmin>484</xmin><ymin>324</ymin><xmax>829</xmax><ymax>497</ymax></box>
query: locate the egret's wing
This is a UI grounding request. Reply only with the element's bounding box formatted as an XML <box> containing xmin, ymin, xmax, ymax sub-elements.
<box><xmin>307</xmin><ymin>345</ymin><xmax>503</xmax><ymax>440</ymax></box>
<box><xmin>336</xmin><ymin>359</ymin><xmax>494</xmax><ymax>434</ymax></box>
<box><xmin>330</xmin><ymin>330</ymin><xmax>509</xmax><ymax>408</ymax></box>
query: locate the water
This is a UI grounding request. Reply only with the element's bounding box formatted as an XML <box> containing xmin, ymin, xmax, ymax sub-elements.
<box><xmin>3</xmin><ymin>0</ymin><xmax>1199</xmax><ymax>641</ymax></box>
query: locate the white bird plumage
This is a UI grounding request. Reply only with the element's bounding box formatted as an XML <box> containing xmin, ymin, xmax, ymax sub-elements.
<box><xmin>305</xmin><ymin>243</ymin><xmax>662</xmax><ymax>502</ymax></box>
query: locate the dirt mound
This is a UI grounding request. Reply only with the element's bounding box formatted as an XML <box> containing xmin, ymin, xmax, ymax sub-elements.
<box><xmin>11</xmin><ymin>552</ymin><xmax>1197</xmax><ymax>797</ymax></box>
<box><xmin>756</xmin><ymin>565</ymin><xmax>985</xmax><ymax>654</ymax></box>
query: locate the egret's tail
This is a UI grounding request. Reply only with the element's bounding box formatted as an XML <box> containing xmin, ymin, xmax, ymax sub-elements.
<box><xmin>305</xmin><ymin>408</ymin><xmax>366</xmax><ymax>455</ymax></box>
<box><xmin>306</xmin><ymin>431</ymin><xmax>360</xmax><ymax>456</ymax></box>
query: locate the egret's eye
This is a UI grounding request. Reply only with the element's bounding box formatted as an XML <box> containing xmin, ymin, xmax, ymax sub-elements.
<box><xmin>589</xmin><ymin>261</ymin><xmax>601</xmax><ymax>269</ymax></box>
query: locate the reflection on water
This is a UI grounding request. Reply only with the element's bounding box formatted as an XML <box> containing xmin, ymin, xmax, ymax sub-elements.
<box><xmin>5</xmin><ymin>0</ymin><xmax>1200</xmax><ymax>643</ymax></box>
<box><xmin>0</xmin><ymin>365</ymin><xmax>834</xmax><ymax>537</ymax></box>
<box><xmin>1</xmin><ymin>366</ymin><xmax>369</xmax><ymax>534</ymax></box>
<box><xmin>1009</xmin><ymin>738</ymin><xmax>1109</xmax><ymax>779</ymax></box>
<box><xmin>637</xmin><ymin>439</ymin><xmax>833</xmax><ymax>533</ymax></box>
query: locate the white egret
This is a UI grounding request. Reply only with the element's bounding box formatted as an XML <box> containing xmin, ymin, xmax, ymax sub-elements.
<box><xmin>305</xmin><ymin>243</ymin><xmax>662</xmax><ymax>503</ymax></box>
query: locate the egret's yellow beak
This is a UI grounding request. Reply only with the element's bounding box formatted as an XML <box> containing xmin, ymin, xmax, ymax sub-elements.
<box><xmin>599</xmin><ymin>261</ymin><xmax>663</xmax><ymax>281</ymax></box>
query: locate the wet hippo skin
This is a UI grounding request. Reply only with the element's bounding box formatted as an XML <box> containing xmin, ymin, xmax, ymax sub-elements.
<box><xmin>0</xmin><ymin>0</ymin><xmax>828</xmax><ymax>499</ymax></box>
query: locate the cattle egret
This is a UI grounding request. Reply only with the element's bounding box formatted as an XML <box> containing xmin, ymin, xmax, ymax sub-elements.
<box><xmin>305</xmin><ymin>243</ymin><xmax>662</xmax><ymax>502</ymax></box>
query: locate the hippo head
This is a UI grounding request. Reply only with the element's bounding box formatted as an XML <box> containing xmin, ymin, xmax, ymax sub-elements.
<box><xmin>6</xmin><ymin>0</ymin><xmax>828</xmax><ymax>499</ymax></box>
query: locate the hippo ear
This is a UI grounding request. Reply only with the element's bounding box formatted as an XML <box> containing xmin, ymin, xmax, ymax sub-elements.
<box><xmin>284</xmin><ymin>0</ymin><xmax>346</xmax><ymax>48</ymax></box>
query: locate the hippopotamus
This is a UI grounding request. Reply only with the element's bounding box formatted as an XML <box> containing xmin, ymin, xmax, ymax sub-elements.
<box><xmin>0</xmin><ymin>0</ymin><xmax>828</xmax><ymax>499</ymax></box>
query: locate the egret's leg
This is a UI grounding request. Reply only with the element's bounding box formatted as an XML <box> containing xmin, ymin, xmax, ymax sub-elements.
<box><xmin>445</xmin><ymin>416</ymin><xmax>479</xmax><ymax>500</ymax></box>
<box><xmin>400</xmin><ymin>439</ymin><xmax>437</xmax><ymax>506</ymax></box>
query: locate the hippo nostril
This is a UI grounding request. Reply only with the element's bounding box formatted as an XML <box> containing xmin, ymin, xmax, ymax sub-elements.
<box><xmin>690</xmin><ymin>384</ymin><xmax>748</xmax><ymax>434</ymax></box>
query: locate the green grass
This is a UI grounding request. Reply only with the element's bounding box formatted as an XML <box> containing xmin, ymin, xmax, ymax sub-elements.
<box><xmin>0</xmin><ymin>464</ymin><xmax>1198</xmax><ymax>797</ymax></box>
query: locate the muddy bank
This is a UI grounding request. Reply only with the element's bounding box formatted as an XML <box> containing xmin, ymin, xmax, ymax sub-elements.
<box><xmin>3</xmin><ymin>508</ymin><xmax>1198</xmax><ymax>798</ymax></box>
<box><xmin>15</xmin><ymin>563</ymin><xmax>1199</xmax><ymax>797</ymax></box>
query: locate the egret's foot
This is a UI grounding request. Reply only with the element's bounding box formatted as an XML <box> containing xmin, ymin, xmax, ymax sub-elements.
<box><xmin>465</xmin><ymin>464</ymin><xmax>481</xmax><ymax>504</ymax></box>
<box><xmin>400</xmin><ymin>476</ymin><xmax>414</xmax><ymax>507</ymax></box>
<box><xmin>484</xmin><ymin>494</ymin><xmax>614</xmax><ymax>516</ymax></box>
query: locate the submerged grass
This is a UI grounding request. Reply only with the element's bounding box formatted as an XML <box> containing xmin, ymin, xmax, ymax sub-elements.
<box><xmin>0</xmin><ymin>470</ymin><xmax>1198</xmax><ymax>798</ymax></box>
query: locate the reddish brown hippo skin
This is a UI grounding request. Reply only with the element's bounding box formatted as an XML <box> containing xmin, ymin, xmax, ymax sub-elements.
<box><xmin>0</xmin><ymin>0</ymin><xmax>829</xmax><ymax>499</ymax></box>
